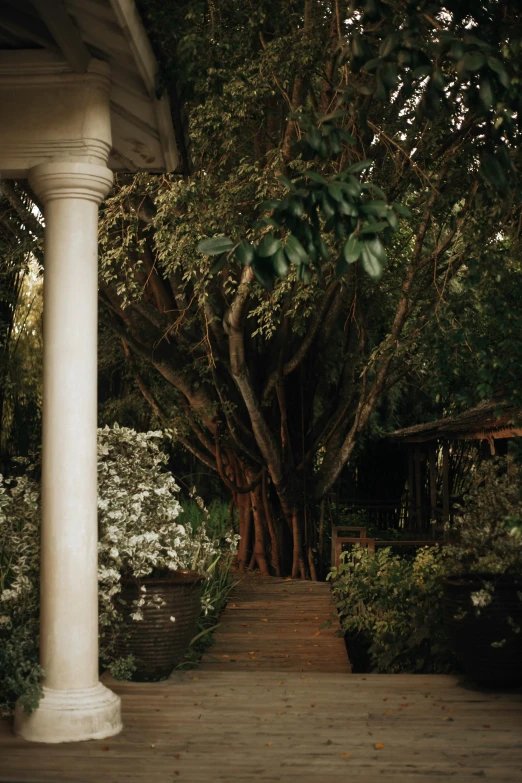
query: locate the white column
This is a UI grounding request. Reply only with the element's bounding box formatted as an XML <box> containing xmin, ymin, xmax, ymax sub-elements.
<box><xmin>13</xmin><ymin>161</ymin><xmax>122</xmax><ymax>743</ymax></box>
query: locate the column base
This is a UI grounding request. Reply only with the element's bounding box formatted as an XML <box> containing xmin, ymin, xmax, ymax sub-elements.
<box><xmin>13</xmin><ymin>682</ymin><xmax>122</xmax><ymax>743</ymax></box>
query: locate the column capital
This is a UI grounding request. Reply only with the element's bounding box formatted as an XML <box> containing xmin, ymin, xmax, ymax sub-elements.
<box><xmin>29</xmin><ymin>161</ymin><xmax>113</xmax><ymax>205</ymax></box>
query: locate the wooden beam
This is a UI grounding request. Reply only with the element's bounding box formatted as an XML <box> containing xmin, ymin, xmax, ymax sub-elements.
<box><xmin>30</xmin><ymin>0</ymin><xmax>91</xmax><ymax>73</ymax></box>
<box><xmin>0</xmin><ymin>6</ymin><xmax>57</xmax><ymax>49</ymax></box>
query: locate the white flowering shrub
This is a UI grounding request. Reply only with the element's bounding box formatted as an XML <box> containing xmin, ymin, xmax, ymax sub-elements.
<box><xmin>0</xmin><ymin>470</ymin><xmax>43</xmax><ymax>715</ymax></box>
<box><xmin>0</xmin><ymin>426</ymin><xmax>240</xmax><ymax>709</ymax></box>
<box><xmin>97</xmin><ymin>425</ymin><xmax>239</xmax><ymax>632</ymax></box>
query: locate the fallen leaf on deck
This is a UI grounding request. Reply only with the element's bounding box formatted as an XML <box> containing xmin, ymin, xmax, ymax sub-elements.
<box><xmin>374</xmin><ymin>743</ymin><xmax>385</xmax><ymax>750</ymax></box>
<box><xmin>101</xmin><ymin>746</ymin><xmax>110</xmax><ymax>751</ymax></box>
<box><xmin>483</xmin><ymin>724</ymin><xmax>491</xmax><ymax>729</ymax></box>
<box><xmin>341</xmin><ymin>752</ymin><xmax>351</xmax><ymax>758</ymax></box>
<box><xmin>313</xmin><ymin>631</ymin><xmax>320</xmax><ymax>637</ymax></box>
<box><xmin>174</xmin><ymin>754</ymin><xmax>181</xmax><ymax>760</ymax></box>
<box><xmin>150</xmin><ymin>744</ymin><xmax>156</xmax><ymax>748</ymax></box>
<box><xmin>401</xmin><ymin>703</ymin><xmax>408</xmax><ymax>707</ymax></box>
<box><xmin>266</xmin><ymin>742</ymin><xmax>273</xmax><ymax>747</ymax></box>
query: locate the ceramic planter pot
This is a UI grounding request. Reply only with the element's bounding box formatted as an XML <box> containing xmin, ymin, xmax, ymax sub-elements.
<box><xmin>114</xmin><ymin>570</ymin><xmax>204</xmax><ymax>680</ymax></box>
<box><xmin>441</xmin><ymin>574</ymin><xmax>522</xmax><ymax>687</ymax></box>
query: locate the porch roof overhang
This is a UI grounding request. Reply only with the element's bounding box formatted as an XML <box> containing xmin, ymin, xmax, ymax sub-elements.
<box><xmin>0</xmin><ymin>0</ymin><xmax>188</xmax><ymax>174</ymax></box>
<box><xmin>388</xmin><ymin>400</ymin><xmax>522</xmax><ymax>444</ymax></box>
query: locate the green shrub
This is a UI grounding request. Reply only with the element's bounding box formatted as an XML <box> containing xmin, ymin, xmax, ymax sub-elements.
<box><xmin>329</xmin><ymin>545</ymin><xmax>456</xmax><ymax>673</ymax></box>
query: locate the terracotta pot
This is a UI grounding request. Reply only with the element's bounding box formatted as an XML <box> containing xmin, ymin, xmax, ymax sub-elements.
<box><xmin>114</xmin><ymin>570</ymin><xmax>204</xmax><ymax>680</ymax></box>
<box><xmin>441</xmin><ymin>574</ymin><xmax>522</xmax><ymax>687</ymax></box>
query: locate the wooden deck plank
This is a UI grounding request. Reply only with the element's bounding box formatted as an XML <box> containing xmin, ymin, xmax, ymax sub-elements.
<box><xmin>198</xmin><ymin>573</ymin><xmax>351</xmax><ymax>674</ymax></box>
<box><xmin>1</xmin><ymin>672</ymin><xmax>521</xmax><ymax>782</ymax></box>
<box><xmin>1</xmin><ymin>576</ymin><xmax>521</xmax><ymax>781</ymax></box>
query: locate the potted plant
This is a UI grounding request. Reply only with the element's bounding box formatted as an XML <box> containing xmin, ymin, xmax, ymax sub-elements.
<box><xmin>97</xmin><ymin>425</ymin><xmax>239</xmax><ymax>680</ymax></box>
<box><xmin>441</xmin><ymin>456</ymin><xmax>522</xmax><ymax>687</ymax></box>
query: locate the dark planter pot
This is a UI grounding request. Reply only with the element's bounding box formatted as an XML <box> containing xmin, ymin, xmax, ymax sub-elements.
<box><xmin>114</xmin><ymin>570</ymin><xmax>204</xmax><ymax>680</ymax></box>
<box><xmin>441</xmin><ymin>575</ymin><xmax>522</xmax><ymax>687</ymax></box>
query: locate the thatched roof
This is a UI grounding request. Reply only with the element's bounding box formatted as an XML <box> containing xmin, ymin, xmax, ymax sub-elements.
<box><xmin>388</xmin><ymin>400</ymin><xmax>522</xmax><ymax>443</ymax></box>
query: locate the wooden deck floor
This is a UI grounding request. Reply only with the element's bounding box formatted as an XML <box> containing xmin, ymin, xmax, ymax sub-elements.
<box><xmin>199</xmin><ymin>573</ymin><xmax>351</xmax><ymax>673</ymax></box>
<box><xmin>1</xmin><ymin>671</ymin><xmax>521</xmax><ymax>782</ymax></box>
<box><xmin>1</xmin><ymin>575</ymin><xmax>521</xmax><ymax>781</ymax></box>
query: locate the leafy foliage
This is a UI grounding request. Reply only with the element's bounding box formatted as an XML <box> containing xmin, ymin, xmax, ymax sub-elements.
<box><xmin>444</xmin><ymin>457</ymin><xmax>522</xmax><ymax>578</ymax></box>
<box><xmin>329</xmin><ymin>545</ymin><xmax>456</xmax><ymax>673</ymax></box>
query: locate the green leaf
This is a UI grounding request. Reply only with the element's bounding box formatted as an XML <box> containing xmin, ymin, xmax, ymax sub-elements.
<box><xmin>411</xmin><ymin>65</ymin><xmax>432</xmax><ymax>80</ymax></box>
<box><xmin>334</xmin><ymin>220</ymin><xmax>346</xmax><ymax>242</ymax></box>
<box><xmin>342</xmin><ymin>234</ymin><xmax>362</xmax><ymax>264</ymax></box>
<box><xmin>306</xmin><ymin>171</ymin><xmax>328</xmax><ymax>184</ymax></box>
<box><xmin>386</xmin><ymin>209</ymin><xmax>399</xmax><ymax>232</ymax></box>
<box><xmin>392</xmin><ymin>202</ymin><xmax>412</xmax><ymax>217</ymax></box>
<box><xmin>379</xmin><ymin>34</ymin><xmax>399</xmax><ymax>59</ymax></box>
<box><xmin>479</xmin><ymin>77</ymin><xmax>494</xmax><ymax>110</ymax></box>
<box><xmin>463</xmin><ymin>52</ymin><xmax>485</xmax><ymax>72</ymax></box>
<box><xmin>363</xmin><ymin>57</ymin><xmax>382</xmax><ymax>72</ymax></box>
<box><xmin>318</xmin><ymin>110</ymin><xmax>349</xmax><ymax>125</ymax></box>
<box><xmin>338</xmin><ymin>199</ymin><xmax>359</xmax><ymax>217</ymax></box>
<box><xmin>209</xmin><ymin>254</ymin><xmax>228</xmax><ymax>274</ymax></box>
<box><xmin>361</xmin><ymin>237</ymin><xmax>386</xmax><ymax>279</ymax></box>
<box><xmin>361</xmin><ymin>199</ymin><xmax>388</xmax><ymax>218</ymax></box>
<box><xmin>328</xmin><ymin>183</ymin><xmax>345</xmax><ymax>203</ymax></box>
<box><xmin>487</xmin><ymin>56</ymin><xmax>510</xmax><ymax>88</ymax></box>
<box><xmin>252</xmin><ymin>258</ymin><xmax>275</xmax><ymax>289</ymax></box>
<box><xmin>316</xmin><ymin>235</ymin><xmax>330</xmax><ymax>261</ymax></box>
<box><xmin>360</xmin><ymin>221</ymin><xmax>389</xmax><ymax>234</ymax></box>
<box><xmin>198</xmin><ymin>236</ymin><xmax>235</xmax><ymax>256</ymax></box>
<box><xmin>235</xmin><ymin>240</ymin><xmax>255</xmax><ymax>266</ymax></box>
<box><xmin>258</xmin><ymin>232</ymin><xmax>281</xmax><ymax>257</ymax></box>
<box><xmin>480</xmin><ymin>153</ymin><xmax>508</xmax><ymax>194</ymax></box>
<box><xmin>361</xmin><ymin>182</ymin><xmax>386</xmax><ymax>200</ymax></box>
<box><xmin>285</xmin><ymin>234</ymin><xmax>309</xmax><ymax>265</ymax></box>
<box><xmin>272</xmin><ymin>247</ymin><xmax>290</xmax><ymax>278</ymax></box>
<box><xmin>307</xmin><ymin>128</ymin><xmax>323</xmax><ymax>151</ymax></box>
<box><xmin>287</xmin><ymin>198</ymin><xmax>304</xmax><ymax>218</ymax></box>
<box><xmin>340</xmin><ymin>176</ymin><xmax>362</xmax><ymax>198</ymax></box>
<box><xmin>278</xmin><ymin>175</ymin><xmax>294</xmax><ymax>191</ymax></box>
<box><xmin>321</xmin><ymin>192</ymin><xmax>336</xmax><ymax>219</ymax></box>
<box><xmin>346</xmin><ymin>159</ymin><xmax>373</xmax><ymax>174</ymax></box>
<box><xmin>259</xmin><ymin>199</ymin><xmax>280</xmax><ymax>212</ymax></box>
<box><xmin>381</xmin><ymin>62</ymin><xmax>398</xmax><ymax>91</ymax></box>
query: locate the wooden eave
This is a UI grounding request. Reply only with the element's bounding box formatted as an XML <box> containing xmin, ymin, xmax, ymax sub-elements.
<box><xmin>388</xmin><ymin>401</ymin><xmax>522</xmax><ymax>444</ymax></box>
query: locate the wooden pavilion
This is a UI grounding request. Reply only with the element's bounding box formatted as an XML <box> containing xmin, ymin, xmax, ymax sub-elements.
<box><xmin>389</xmin><ymin>399</ymin><xmax>522</xmax><ymax>534</ymax></box>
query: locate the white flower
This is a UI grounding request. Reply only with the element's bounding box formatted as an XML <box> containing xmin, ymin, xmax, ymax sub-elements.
<box><xmin>471</xmin><ymin>589</ymin><xmax>492</xmax><ymax>608</ymax></box>
<box><xmin>169</xmin><ymin>616</ymin><xmax>176</xmax><ymax>622</ymax></box>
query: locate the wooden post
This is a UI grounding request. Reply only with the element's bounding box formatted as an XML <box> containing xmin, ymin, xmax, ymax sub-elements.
<box><xmin>429</xmin><ymin>444</ymin><xmax>437</xmax><ymax>538</ymax></box>
<box><xmin>414</xmin><ymin>446</ymin><xmax>422</xmax><ymax>532</ymax></box>
<box><xmin>442</xmin><ymin>441</ymin><xmax>450</xmax><ymax>526</ymax></box>
<box><xmin>408</xmin><ymin>449</ymin><xmax>415</xmax><ymax>531</ymax></box>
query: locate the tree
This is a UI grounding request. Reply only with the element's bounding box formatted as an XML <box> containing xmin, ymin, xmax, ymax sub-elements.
<box><xmin>0</xmin><ymin>183</ymin><xmax>43</xmax><ymax>467</ymax></box>
<box><xmin>96</xmin><ymin>0</ymin><xmax>522</xmax><ymax>577</ymax></box>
